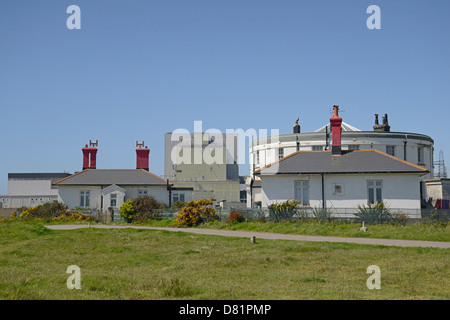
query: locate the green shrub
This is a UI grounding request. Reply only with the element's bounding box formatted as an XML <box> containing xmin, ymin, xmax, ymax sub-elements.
<box><xmin>391</xmin><ymin>212</ymin><xmax>409</xmax><ymax>226</ymax></box>
<box><xmin>119</xmin><ymin>199</ymin><xmax>135</xmax><ymax>221</ymax></box>
<box><xmin>134</xmin><ymin>195</ymin><xmax>167</xmax><ymax>212</ymax></box>
<box><xmin>170</xmin><ymin>200</ymin><xmax>187</xmax><ymax>209</ymax></box>
<box><xmin>16</xmin><ymin>202</ymin><xmax>68</xmax><ymax>220</ymax></box>
<box><xmin>131</xmin><ymin>195</ymin><xmax>167</xmax><ymax>221</ymax></box>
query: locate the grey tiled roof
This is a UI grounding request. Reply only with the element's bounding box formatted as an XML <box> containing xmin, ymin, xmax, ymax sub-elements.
<box><xmin>53</xmin><ymin>169</ymin><xmax>168</xmax><ymax>186</ymax></box>
<box><xmin>255</xmin><ymin>150</ymin><xmax>429</xmax><ymax>175</ymax></box>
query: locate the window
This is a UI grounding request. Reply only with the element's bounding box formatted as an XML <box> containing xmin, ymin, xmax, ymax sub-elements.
<box><xmin>417</xmin><ymin>147</ymin><xmax>424</xmax><ymax>164</ymax></box>
<box><xmin>348</xmin><ymin>145</ymin><xmax>360</xmax><ymax>150</ymax></box>
<box><xmin>138</xmin><ymin>190</ymin><xmax>148</xmax><ymax>196</ymax></box>
<box><xmin>312</xmin><ymin>146</ymin><xmax>323</xmax><ymax>151</ymax></box>
<box><xmin>172</xmin><ymin>193</ymin><xmax>185</xmax><ymax>203</ymax></box>
<box><xmin>278</xmin><ymin>148</ymin><xmax>284</xmax><ymax>159</ymax></box>
<box><xmin>367</xmin><ymin>181</ymin><xmax>382</xmax><ymax>204</ymax></box>
<box><xmin>333</xmin><ymin>184</ymin><xmax>344</xmax><ymax>195</ymax></box>
<box><xmin>110</xmin><ymin>193</ymin><xmax>117</xmax><ymax>207</ymax></box>
<box><xmin>256</xmin><ymin>151</ymin><xmax>260</xmax><ymax>165</ymax></box>
<box><xmin>294</xmin><ymin>181</ymin><xmax>309</xmax><ymax>206</ymax></box>
<box><xmin>80</xmin><ymin>191</ymin><xmax>90</xmax><ymax>207</ymax></box>
<box><xmin>240</xmin><ymin>190</ymin><xmax>247</xmax><ymax>203</ymax></box>
<box><xmin>386</xmin><ymin>145</ymin><xmax>395</xmax><ymax>156</ymax></box>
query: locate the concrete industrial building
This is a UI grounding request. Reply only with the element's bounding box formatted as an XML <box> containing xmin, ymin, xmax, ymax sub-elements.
<box><xmin>164</xmin><ymin>131</ymin><xmax>244</xmax><ymax>206</ymax></box>
<box><xmin>0</xmin><ymin>172</ymin><xmax>72</xmax><ymax>209</ymax></box>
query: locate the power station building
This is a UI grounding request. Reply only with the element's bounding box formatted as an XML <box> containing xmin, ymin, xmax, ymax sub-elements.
<box><xmin>164</xmin><ymin>131</ymin><xmax>243</xmax><ymax>206</ymax></box>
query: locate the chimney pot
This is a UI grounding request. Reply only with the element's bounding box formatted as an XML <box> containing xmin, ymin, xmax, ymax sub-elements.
<box><xmin>293</xmin><ymin>117</ymin><xmax>300</xmax><ymax>134</ymax></box>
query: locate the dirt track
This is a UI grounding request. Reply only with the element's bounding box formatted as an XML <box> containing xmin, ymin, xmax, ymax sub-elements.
<box><xmin>45</xmin><ymin>224</ymin><xmax>450</xmax><ymax>249</ymax></box>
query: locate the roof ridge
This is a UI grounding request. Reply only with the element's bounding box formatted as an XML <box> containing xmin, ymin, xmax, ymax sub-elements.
<box><xmin>53</xmin><ymin>168</ymin><xmax>169</xmax><ymax>185</ymax></box>
<box><xmin>255</xmin><ymin>149</ymin><xmax>429</xmax><ymax>175</ymax></box>
<box><xmin>368</xmin><ymin>149</ymin><xmax>429</xmax><ymax>172</ymax></box>
<box><xmin>53</xmin><ymin>169</ymin><xmax>89</xmax><ymax>185</ymax></box>
<box><xmin>254</xmin><ymin>150</ymin><xmax>331</xmax><ymax>174</ymax></box>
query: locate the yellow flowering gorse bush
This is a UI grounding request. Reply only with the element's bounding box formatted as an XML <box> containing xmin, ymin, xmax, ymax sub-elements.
<box><xmin>174</xmin><ymin>199</ymin><xmax>217</xmax><ymax>227</ymax></box>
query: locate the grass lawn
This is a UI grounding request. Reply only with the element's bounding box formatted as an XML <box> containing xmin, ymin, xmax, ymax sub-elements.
<box><xmin>129</xmin><ymin>218</ymin><xmax>450</xmax><ymax>242</ymax></box>
<box><xmin>0</xmin><ymin>220</ymin><xmax>449</xmax><ymax>300</ymax></box>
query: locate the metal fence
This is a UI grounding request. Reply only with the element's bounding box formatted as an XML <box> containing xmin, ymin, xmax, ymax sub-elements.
<box><xmin>98</xmin><ymin>207</ymin><xmax>449</xmax><ymax>225</ymax></box>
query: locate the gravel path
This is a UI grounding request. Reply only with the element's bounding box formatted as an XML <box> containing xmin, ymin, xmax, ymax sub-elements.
<box><xmin>45</xmin><ymin>224</ymin><xmax>450</xmax><ymax>248</ymax></box>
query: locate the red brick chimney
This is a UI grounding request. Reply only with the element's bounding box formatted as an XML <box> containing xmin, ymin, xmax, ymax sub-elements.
<box><xmin>136</xmin><ymin>141</ymin><xmax>150</xmax><ymax>171</ymax></box>
<box><xmin>82</xmin><ymin>140</ymin><xmax>98</xmax><ymax>170</ymax></box>
<box><xmin>330</xmin><ymin>105</ymin><xmax>342</xmax><ymax>155</ymax></box>
<box><xmin>82</xmin><ymin>145</ymin><xmax>90</xmax><ymax>170</ymax></box>
<box><xmin>89</xmin><ymin>146</ymin><xmax>98</xmax><ymax>169</ymax></box>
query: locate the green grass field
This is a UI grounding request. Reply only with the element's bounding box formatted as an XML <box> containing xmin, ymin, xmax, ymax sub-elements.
<box><xmin>130</xmin><ymin>218</ymin><xmax>450</xmax><ymax>242</ymax></box>
<box><xmin>0</xmin><ymin>220</ymin><xmax>448</xmax><ymax>300</ymax></box>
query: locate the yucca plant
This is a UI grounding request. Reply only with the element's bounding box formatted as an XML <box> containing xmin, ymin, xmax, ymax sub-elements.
<box><xmin>356</xmin><ymin>201</ymin><xmax>392</xmax><ymax>224</ymax></box>
<box><xmin>310</xmin><ymin>207</ymin><xmax>333</xmax><ymax>222</ymax></box>
<box><xmin>268</xmin><ymin>199</ymin><xmax>300</xmax><ymax>222</ymax></box>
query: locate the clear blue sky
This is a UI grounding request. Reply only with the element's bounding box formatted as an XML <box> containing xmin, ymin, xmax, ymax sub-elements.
<box><xmin>0</xmin><ymin>0</ymin><xmax>449</xmax><ymax>194</ymax></box>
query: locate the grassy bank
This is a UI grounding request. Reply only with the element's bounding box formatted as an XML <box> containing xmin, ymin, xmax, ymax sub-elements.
<box><xmin>0</xmin><ymin>220</ymin><xmax>448</xmax><ymax>300</ymax></box>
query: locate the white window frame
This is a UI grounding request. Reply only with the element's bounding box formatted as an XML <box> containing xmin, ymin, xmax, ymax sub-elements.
<box><xmin>110</xmin><ymin>193</ymin><xmax>117</xmax><ymax>207</ymax></box>
<box><xmin>80</xmin><ymin>190</ymin><xmax>90</xmax><ymax>208</ymax></box>
<box><xmin>294</xmin><ymin>180</ymin><xmax>310</xmax><ymax>206</ymax></box>
<box><xmin>138</xmin><ymin>190</ymin><xmax>148</xmax><ymax>197</ymax></box>
<box><xmin>367</xmin><ymin>180</ymin><xmax>383</xmax><ymax>205</ymax></box>
<box><xmin>172</xmin><ymin>193</ymin><xmax>185</xmax><ymax>203</ymax></box>
<box><xmin>333</xmin><ymin>183</ymin><xmax>344</xmax><ymax>195</ymax></box>
<box><xmin>278</xmin><ymin>148</ymin><xmax>284</xmax><ymax>160</ymax></box>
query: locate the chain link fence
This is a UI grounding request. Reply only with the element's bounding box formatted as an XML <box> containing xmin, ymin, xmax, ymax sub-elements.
<box><xmin>107</xmin><ymin>206</ymin><xmax>449</xmax><ymax>225</ymax></box>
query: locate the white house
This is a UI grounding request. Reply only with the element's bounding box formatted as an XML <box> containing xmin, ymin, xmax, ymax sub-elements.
<box><xmin>249</xmin><ymin>109</ymin><xmax>434</xmax><ymax>206</ymax></box>
<box><xmin>54</xmin><ymin>169</ymin><xmax>171</xmax><ymax>212</ymax></box>
<box><xmin>254</xmin><ymin>106</ymin><xmax>429</xmax><ymax>217</ymax></box>
<box><xmin>53</xmin><ymin>142</ymin><xmax>171</xmax><ymax>214</ymax></box>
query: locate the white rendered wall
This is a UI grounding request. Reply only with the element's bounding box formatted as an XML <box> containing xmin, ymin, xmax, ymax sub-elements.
<box><xmin>58</xmin><ymin>185</ymin><xmax>170</xmax><ymax>209</ymax></box>
<box><xmin>124</xmin><ymin>186</ymin><xmax>170</xmax><ymax>206</ymax></box>
<box><xmin>260</xmin><ymin>173</ymin><xmax>422</xmax><ymax>211</ymax></box>
<box><xmin>57</xmin><ymin>186</ymin><xmax>102</xmax><ymax>210</ymax></box>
